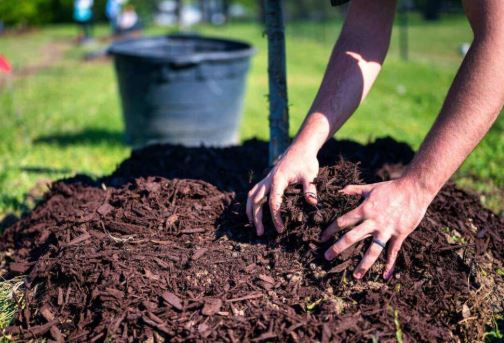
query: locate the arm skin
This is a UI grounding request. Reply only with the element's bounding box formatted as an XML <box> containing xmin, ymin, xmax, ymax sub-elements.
<box><xmin>247</xmin><ymin>0</ymin><xmax>397</xmax><ymax>235</ymax></box>
<box><xmin>324</xmin><ymin>0</ymin><xmax>504</xmax><ymax>280</ymax></box>
<box><xmin>247</xmin><ymin>0</ymin><xmax>504</xmax><ymax>280</ymax></box>
<box><xmin>291</xmin><ymin>0</ymin><xmax>397</xmax><ymax>156</ymax></box>
<box><xmin>403</xmin><ymin>0</ymin><xmax>504</xmax><ymax>196</ymax></box>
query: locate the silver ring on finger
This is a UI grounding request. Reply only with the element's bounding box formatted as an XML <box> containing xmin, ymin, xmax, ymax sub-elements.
<box><xmin>304</xmin><ymin>191</ymin><xmax>317</xmax><ymax>198</ymax></box>
<box><xmin>372</xmin><ymin>238</ymin><xmax>387</xmax><ymax>249</ymax></box>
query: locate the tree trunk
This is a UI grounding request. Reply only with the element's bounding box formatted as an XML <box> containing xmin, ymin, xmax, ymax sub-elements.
<box><xmin>258</xmin><ymin>0</ymin><xmax>266</xmax><ymax>24</ymax></box>
<box><xmin>175</xmin><ymin>0</ymin><xmax>183</xmax><ymax>26</ymax></box>
<box><xmin>222</xmin><ymin>0</ymin><xmax>230</xmax><ymax>22</ymax></box>
<box><xmin>265</xmin><ymin>0</ymin><xmax>289</xmax><ymax>165</ymax></box>
<box><xmin>296</xmin><ymin>0</ymin><xmax>310</xmax><ymax>20</ymax></box>
<box><xmin>199</xmin><ymin>0</ymin><xmax>208</xmax><ymax>23</ymax></box>
<box><xmin>423</xmin><ymin>0</ymin><xmax>442</xmax><ymax>21</ymax></box>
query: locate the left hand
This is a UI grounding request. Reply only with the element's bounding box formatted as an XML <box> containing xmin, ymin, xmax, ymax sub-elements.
<box><xmin>321</xmin><ymin>177</ymin><xmax>434</xmax><ymax>280</ymax></box>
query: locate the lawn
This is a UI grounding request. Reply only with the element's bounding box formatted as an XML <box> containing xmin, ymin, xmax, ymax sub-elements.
<box><xmin>0</xmin><ymin>13</ymin><xmax>503</xmax><ymax>222</ymax></box>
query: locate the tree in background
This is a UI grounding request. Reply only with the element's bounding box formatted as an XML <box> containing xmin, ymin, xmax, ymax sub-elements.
<box><xmin>0</xmin><ymin>0</ymin><xmax>52</xmax><ymax>26</ymax></box>
<box><xmin>0</xmin><ymin>0</ymin><xmax>465</xmax><ymax>27</ymax></box>
<box><xmin>0</xmin><ymin>0</ymin><xmax>155</xmax><ymax>27</ymax></box>
<box><xmin>0</xmin><ymin>0</ymin><xmax>108</xmax><ymax>26</ymax></box>
<box><xmin>129</xmin><ymin>0</ymin><xmax>157</xmax><ymax>25</ymax></box>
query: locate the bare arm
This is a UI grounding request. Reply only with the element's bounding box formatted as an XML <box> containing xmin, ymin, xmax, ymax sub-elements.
<box><xmin>247</xmin><ymin>0</ymin><xmax>397</xmax><ymax>235</ymax></box>
<box><xmin>292</xmin><ymin>0</ymin><xmax>397</xmax><ymax>155</ymax></box>
<box><xmin>322</xmin><ymin>0</ymin><xmax>504</xmax><ymax>280</ymax></box>
<box><xmin>403</xmin><ymin>0</ymin><xmax>504</xmax><ymax>197</ymax></box>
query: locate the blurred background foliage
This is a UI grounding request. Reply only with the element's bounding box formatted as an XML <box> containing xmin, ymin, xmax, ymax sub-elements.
<box><xmin>0</xmin><ymin>0</ymin><xmax>465</xmax><ymax>27</ymax></box>
<box><xmin>0</xmin><ymin>0</ymin><xmax>159</xmax><ymax>26</ymax></box>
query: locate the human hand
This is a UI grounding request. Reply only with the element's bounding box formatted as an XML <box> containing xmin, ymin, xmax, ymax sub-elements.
<box><xmin>321</xmin><ymin>177</ymin><xmax>434</xmax><ymax>280</ymax></box>
<box><xmin>246</xmin><ymin>145</ymin><xmax>319</xmax><ymax>236</ymax></box>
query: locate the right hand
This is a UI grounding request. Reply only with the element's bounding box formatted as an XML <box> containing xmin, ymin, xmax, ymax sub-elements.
<box><xmin>246</xmin><ymin>145</ymin><xmax>319</xmax><ymax>236</ymax></box>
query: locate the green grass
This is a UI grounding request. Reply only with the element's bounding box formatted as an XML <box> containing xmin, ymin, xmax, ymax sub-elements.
<box><xmin>0</xmin><ymin>14</ymin><xmax>502</xmax><ymax>221</ymax></box>
<box><xmin>0</xmin><ymin>277</ymin><xmax>23</xmax><ymax>334</ymax></box>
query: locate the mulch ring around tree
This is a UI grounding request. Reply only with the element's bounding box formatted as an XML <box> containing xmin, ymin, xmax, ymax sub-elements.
<box><xmin>0</xmin><ymin>138</ymin><xmax>503</xmax><ymax>342</ymax></box>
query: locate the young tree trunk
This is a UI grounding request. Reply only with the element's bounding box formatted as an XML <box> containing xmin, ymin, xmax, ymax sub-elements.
<box><xmin>423</xmin><ymin>0</ymin><xmax>442</xmax><ymax>21</ymax></box>
<box><xmin>222</xmin><ymin>0</ymin><xmax>230</xmax><ymax>22</ymax></box>
<box><xmin>175</xmin><ymin>0</ymin><xmax>183</xmax><ymax>26</ymax></box>
<box><xmin>258</xmin><ymin>1</ymin><xmax>266</xmax><ymax>26</ymax></box>
<box><xmin>265</xmin><ymin>0</ymin><xmax>289</xmax><ymax>165</ymax></box>
<box><xmin>199</xmin><ymin>0</ymin><xmax>208</xmax><ymax>23</ymax></box>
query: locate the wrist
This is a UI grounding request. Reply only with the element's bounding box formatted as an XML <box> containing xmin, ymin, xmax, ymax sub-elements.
<box><xmin>288</xmin><ymin>139</ymin><xmax>319</xmax><ymax>158</ymax></box>
<box><xmin>398</xmin><ymin>173</ymin><xmax>438</xmax><ymax>207</ymax></box>
<box><xmin>291</xmin><ymin>112</ymin><xmax>332</xmax><ymax>155</ymax></box>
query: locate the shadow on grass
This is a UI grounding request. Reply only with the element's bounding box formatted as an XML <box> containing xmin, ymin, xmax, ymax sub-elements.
<box><xmin>19</xmin><ymin>166</ymin><xmax>73</xmax><ymax>175</ymax></box>
<box><xmin>33</xmin><ymin>128</ymin><xmax>125</xmax><ymax>147</ymax></box>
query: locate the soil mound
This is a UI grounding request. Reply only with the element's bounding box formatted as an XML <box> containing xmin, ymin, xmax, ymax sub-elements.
<box><xmin>1</xmin><ymin>138</ymin><xmax>503</xmax><ymax>342</ymax></box>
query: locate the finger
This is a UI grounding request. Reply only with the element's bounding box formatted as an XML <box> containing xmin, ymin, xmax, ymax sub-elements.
<box><xmin>383</xmin><ymin>236</ymin><xmax>405</xmax><ymax>280</ymax></box>
<box><xmin>246</xmin><ymin>184</ymin><xmax>259</xmax><ymax>224</ymax></box>
<box><xmin>324</xmin><ymin>221</ymin><xmax>374</xmax><ymax>260</ymax></box>
<box><xmin>340</xmin><ymin>184</ymin><xmax>373</xmax><ymax>196</ymax></box>
<box><xmin>252</xmin><ymin>184</ymin><xmax>268</xmax><ymax>236</ymax></box>
<box><xmin>336</xmin><ymin>205</ymin><xmax>364</xmax><ymax>229</ymax></box>
<box><xmin>302</xmin><ymin>178</ymin><xmax>318</xmax><ymax>206</ymax></box>
<box><xmin>320</xmin><ymin>211</ymin><xmax>359</xmax><ymax>242</ymax></box>
<box><xmin>353</xmin><ymin>234</ymin><xmax>390</xmax><ymax>279</ymax></box>
<box><xmin>320</xmin><ymin>219</ymin><xmax>341</xmax><ymax>242</ymax></box>
<box><xmin>253</xmin><ymin>200</ymin><xmax>264</xmax><ymax>236</ymax></box>
<box><xmin>269</xmin><ymin>178</ymin><xmax>288</xmax><ymax>233</ymax></box>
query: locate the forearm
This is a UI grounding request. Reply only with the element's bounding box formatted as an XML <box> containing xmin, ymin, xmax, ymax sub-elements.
<box><xmin>403</xmin><ymin>32</ymin><xmax>504</xmax><ymax>198</ymax></box>
<box><xmin>291</xmin><ymin>0</ymin><xmax>397</xmax><ymax>154</ymax></box>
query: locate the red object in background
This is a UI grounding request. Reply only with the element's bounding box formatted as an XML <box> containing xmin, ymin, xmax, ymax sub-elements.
<box><xmin>0</xmin><ymin>55</ymin><xmax>12</xmax><ymax>74</ymax></box>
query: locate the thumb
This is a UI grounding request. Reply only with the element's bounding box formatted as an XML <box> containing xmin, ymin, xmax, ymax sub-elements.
<box><xmin>340</xmin><ymin>184</ymin><xmax>373</xmax><ymax>196</ymax></box>
<box><xmin>303</xmin><ymin>178</ymin><xmax>318</xmax><ymax>206</ymax></box>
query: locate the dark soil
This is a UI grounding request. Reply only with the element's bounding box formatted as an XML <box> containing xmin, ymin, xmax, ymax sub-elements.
<box><xmin>1</xmin><ymin>138</ymin><xmax>503</xmax><ymax>342</ymax></box>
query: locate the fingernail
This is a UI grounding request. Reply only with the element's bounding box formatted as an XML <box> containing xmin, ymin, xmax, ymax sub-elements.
<box><xmin>354</xmin><ymin>272</ymin><xmax>362</xmax><ymax>279</ymax></box>
<box><xmin>324</xmin><ymin>250</ymin><xmax>333</xmax><ymax>261</ymax></box>
<box><xmin>383</xmin><ymin>271</ymin><xmax>391</xmax><ymax>280</ymax></box>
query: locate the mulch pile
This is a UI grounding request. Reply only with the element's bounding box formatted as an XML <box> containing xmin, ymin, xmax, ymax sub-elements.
<box><xmin>1</xmin><ymin>138</ymin><xmax>503</xmax><ymax>342</ymax></box>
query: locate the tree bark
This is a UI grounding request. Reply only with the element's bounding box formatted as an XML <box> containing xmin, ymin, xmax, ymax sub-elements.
<box><xmin>175</xmin><ymin>0</ymin><xmax>182</xmax><ymax>26</ymax></box>
<box><xmin>265</xmin><ymin>0</ymin><xmax>289</xmax><ymax>165</ymax></box>
<box><xmin>423</xmin><ymin>0</ymin><xmax>442</xmax><ymax>21</ymax></box>
<box><xmin>258</xmin><ymin>0</ymin><xmax>266</xmax><ymax>24</ymax></box>
<box><xmin>222</xmin><ymin>0</ymin><xmax>230</xmax><ymax>22</ymax></box>
<box><xmin>199</xmin><ymin>0</ymin><xmax>208</xmax><ymax>23</ymax></box>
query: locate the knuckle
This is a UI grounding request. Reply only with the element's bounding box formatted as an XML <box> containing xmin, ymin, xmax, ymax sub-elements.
<box><xmin>271</xmin><ymin>173</ymin><xmax>282</xmax><ymax>184</ymax></box>
<box><xmin>329</xmin><ymin>244</ymin><xmax>339</xmax><ymax>255</ymax></box>
<box><xmin>307</xmin><ymin>166</ymin><xmax>318</xmax><ymax>177</ymax></box>
<box><xmin>371</xmin><ymin>244</ymin><xmax>383</xmax><ymax>255</ymax></box>
<box><xmin>362</xmin><ymin>203</ymin><xmax>375</xmax><ymax>216</ymax></box>
<box><xmin>269</xmin><ymin>198</ymin><xmax>279</xmax><ymax>210</ymax></box>
<box><xmin>253</xmin><ymin>190</ymin><xmax>265</xmax><ymax>201</ymax></box>
<box><xmin>342</xmin><ymin>233</ymin><xmax>355</xmax><ymax>245</ymax></box>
